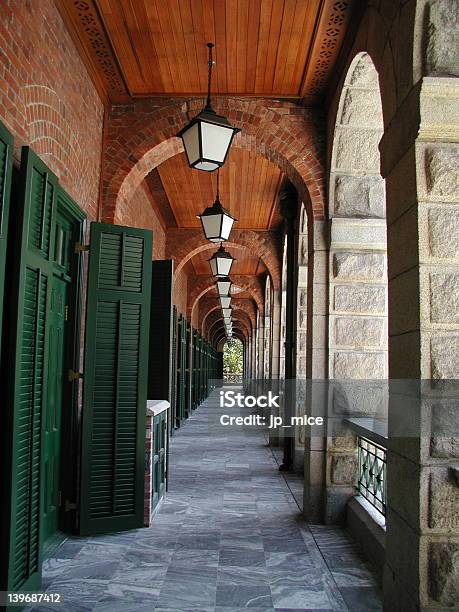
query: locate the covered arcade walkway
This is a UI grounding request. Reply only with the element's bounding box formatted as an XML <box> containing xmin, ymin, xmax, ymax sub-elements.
<box><xmin>30</xmin><ymin>388</ymin><xmax>382</xmax><ymax>611</ymax></box>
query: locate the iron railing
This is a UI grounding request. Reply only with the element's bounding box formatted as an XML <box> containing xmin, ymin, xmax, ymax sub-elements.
<box><xmin>223</xmin><ymin>372</ymin><xmax>243</xmax><ymax>383</ymax></box>
<box><xmin>357</xmin><ymin>436</ymin><xmax>387</xmax><ymax>516</ymax></box>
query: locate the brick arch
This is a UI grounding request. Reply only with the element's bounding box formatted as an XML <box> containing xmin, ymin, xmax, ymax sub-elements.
<box><xmin>211</xmin><ymin>318</ymin><xmax>250</xmax><ymax>345</ymax></box>
<box><xmin>167</xmin><ymin>229</ymin><xmax>282</xmax><ymax>290</ymax></box>
<box><xmin>188</xmin><ymin>275</ymin><xmax>264</xmax><ymax>321</ymax></box>
<box><xmin>201</xmin><ymin>302</ymin><xmax>256</xmax><ymax>335</ymax></box>
<box><xmin>216</xmin><ymin>334</ymin><xmax>245</xmax><ymax>351</ymax></box>
<box><xmin>205</xmin><ymin>308</ymin><xmax>253</xmax><ymax>339</ymax></box>
<box><xmin>21</xmin><ymin>84</ymin><xmax>98</xmax><ymax>215</ymax></box>
<box><xmin>102</xmin><ymin>97</ymin><xmax>325</xmax><ymax>224</ymax></box>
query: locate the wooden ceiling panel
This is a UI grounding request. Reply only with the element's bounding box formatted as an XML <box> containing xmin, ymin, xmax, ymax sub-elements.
<box><xmin>94</xmin><ymin>0</ymin><xmax>323</xmax><ymax>97</ymax></box>
<box><xmin>59</xmin><ymin>0</ymin><xmax>356</xmax><ymax>102</ymax></box>
<box><xmin>157</xmin><ymin>149</ymin><xmax>283</xmax><ymax>229</ymax></box>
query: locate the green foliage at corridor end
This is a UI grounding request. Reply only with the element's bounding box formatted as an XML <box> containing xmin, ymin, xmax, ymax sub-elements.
<box><xmin>223</xmin><ymin>339</ymin><xmax>243</xmax><ymax>373</ymax></box>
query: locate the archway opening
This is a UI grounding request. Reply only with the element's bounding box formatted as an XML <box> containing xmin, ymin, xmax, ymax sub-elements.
<box><xmin>223</xmin><ymin>338</ymin><xmax>244</xmax><ymax>384</ymax></box>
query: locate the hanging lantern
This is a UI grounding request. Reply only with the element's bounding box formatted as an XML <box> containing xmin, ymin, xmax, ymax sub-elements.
<box><xmin>222</xmin><ymin>307</ymin><xmax>232</xmax><ymax>318</ymax></box>
<box><xmin>197</xmin><ymin>169</ymin><xmax>235</xmax><ymax>242</ymax></box>
<box><xmin>209</xmin><ymin>244</ymin><xmax>235</xmax><ymax>277</ymax></box>
<box><xmin>178</xmin><ymin>43</ymin><xmax>240</xmax><ymax>172</ymax></box>
<box><xmin>220</xmin><ymin>296</ymin><xmax>231</xmax><ymax>309</ymax></box>
<box><xmin>216</xmin><ymin>276</ymin><xmax>232</xmax><ymax>296</ymax></box>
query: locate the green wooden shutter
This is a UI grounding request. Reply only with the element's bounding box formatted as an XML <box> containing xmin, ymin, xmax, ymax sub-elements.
<box><xmin>5</xmin><ymin>148</ymin><xmax>58</xmax><ymax>592</ymax></box>
<box><xmin>79</xmin><ymin>223</ymin><xmax>152</xmax><ymax>536</ymax></box>
<box><xmin>0</xmin><ymin>121</ymin><xmax>13</xmax><ymax>354</ymax></box>
<box><xmin>148</xmin><ymin>260</ymin><xmax>174</xmax><ymax>401</ymax></box>
<box><xmin>170</xmin><ymin>306</ymin><xmax>178</xmax><ymax>431</ymax></box>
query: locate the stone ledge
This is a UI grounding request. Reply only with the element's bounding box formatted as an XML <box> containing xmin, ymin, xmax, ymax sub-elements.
<box><xmin>330</xmin><ymin>218</ymin><xmax>387</xmax><ymax>250</ymax></box>
<box><xmin>347</xmin><ymin>495</ymin><xmax>386</xmax><ymax>583</ymax></box>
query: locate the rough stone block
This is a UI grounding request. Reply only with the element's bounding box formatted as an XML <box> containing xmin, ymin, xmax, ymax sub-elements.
<box><xmin>340</xmin><ymin>88</ymin><xmax>383</xmax><ymax>128</ymax></box>
<box><xmin>333</xmin><ymin>252</ymin><xmax>385</xmax><ymax>281</ymax></box>
<box><xmin>429</xmin><ymin>541</ymin><xmax>459</xmax><ymax>606</ymax></box>
<box><xmin>349</xmin><ymin>54</ymin><xmax>379</xmax><ymax>87</ymax></box>
<box><xmin>334</xmin><ymin>285</ymin><xmax>386</xmax><ymax>314</ymax></box>
<box><xmin>428</xmin><ymin>470</ymin><xmax>459</xmax><ymax>530</ymax></box>
<box><xmin>333</xmin><ymin>352</ymin><xmax>386</xmax><ymax>379</ymax></box>
<box><xmin>430</xmin><ymin>272</ymin><xmax>459</xmax><ymax>323</ymax></box>
<box><xmin>334</xmin><ymin>317</ymin><xmax>385</xmax><ymax>348</ymax></box>
<box><xmin>426</xmin><ymin>0</ymin><xmax>459</xmax><ymax>76</ymax></box>
<box><xmin>431</xmin><ymin>403</ymin><xmax>459</xmax><ymax>458</ymax></box>
<box><xmin>334</xmin><ymin>175</ymin><xmax>385</xmax><ymax>218</ymax></box>
<box><xmin>431</xmin><ymin>335</ymin><xmax>459</xmax><ymax>378</ymax></box>
<box><xmin>428</xmin><ymin>209</ymin><xmax>459</xmax><ymax>259</ymax></box>
<box><xmin>335</xmin><ymin>129</ymin><xmax>381</xmax><ymax>173</ymax></box>
<box><xmin>425</xmin><ymin>147</ymin><xmax>459</xmax><ymax>200</ymax></box>
<box><xmin>331</xmin><ymin>454</ymin><xmax>358</xmax><ymax>485</ymax></box>
<box><xmin>332</xmin><ymin>382</ymin><xmax>387</xmax><ymax>417</ymax></box>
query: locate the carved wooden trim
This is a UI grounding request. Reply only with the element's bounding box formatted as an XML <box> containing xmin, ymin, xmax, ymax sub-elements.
<box><xmin>301</xmin><ymin>0</ymin><xmax>355</xmax><ymax>98</ymax></box>
<box><xmin>56</xmin><ymin>0</ymin><xmax>129</xmax><ymax>104</ymax></box>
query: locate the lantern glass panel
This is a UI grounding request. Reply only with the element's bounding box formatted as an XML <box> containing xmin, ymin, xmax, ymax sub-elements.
<box><xmin>201</xmin><ymin>122</ymin><xmax>234</xmax><ymax>164</ymax></box>
<box><xmin>222</xmin><ymin>308</ymin><xmax>232</xmax><ymax>317</ymax></box>
<box><xmin>220</xmin><ymin>214</ymin><xmax>235</xmax><ymax>241</ymax></box>
<box><xmin>181</xmin><ymin>122</ymin><xmax>200</xmax><ymax>166</ymax></box>
<box><xmin>201</xmin><ymin>214</ymin><xmax>223</xmax><ymax>241</ymax></box>
<box><xmin>217</xmin><ymin>278</ymin><xmax>231</xmax><ymax>295</ymax></box>
<box><xmin>220</xmin><ymin>296</ymin><xmax>231</xmax><ymax>309</ymax></box>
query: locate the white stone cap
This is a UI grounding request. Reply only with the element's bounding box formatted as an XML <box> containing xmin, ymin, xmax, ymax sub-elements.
<box><xmin>146</xmin><ymin>399</ymin><xmax>170</xmax><ymax>417</ymax></box>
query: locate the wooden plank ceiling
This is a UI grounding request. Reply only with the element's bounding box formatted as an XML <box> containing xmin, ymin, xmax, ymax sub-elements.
<box><xmin>58</xmin><ymin>0</ymin><xmax>356</xmax><ymax>103</ymax></box>
<box><xmin>155</xmin><ymin>149</ymin><xmax>283</xmax><ymax>230</ymax></box>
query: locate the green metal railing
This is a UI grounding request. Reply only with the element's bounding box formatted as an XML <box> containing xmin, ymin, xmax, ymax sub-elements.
<box><xmin>357</xmin><ymin>436</ymin><xmax>387</xmax><ymax>516</ymax></box>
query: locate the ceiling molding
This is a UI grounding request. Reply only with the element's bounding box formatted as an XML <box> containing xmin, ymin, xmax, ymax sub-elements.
<box><xmin>300</xmin><ymin>0</ymin><xmax>356</xmax><ymax>98</ymax></box>
<box><xmin>58</xmin><ymin>0</ymin><xmax>356</xmax><ymax>105</ymax></box>
<box><xmin>56</xmin><ymin>0</ymin><xmax>130</xmax><ymax>105</ymax></box>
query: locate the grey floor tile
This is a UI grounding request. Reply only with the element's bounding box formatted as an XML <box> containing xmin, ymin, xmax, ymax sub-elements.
<box><xmin>339</xmin><ymin>586</ymin><xmax>383</xmax><ymax>611</ymax></box>
<box><xmin>32</xmin><ymin>389</ymin><xmax>383</xmax><ymax>611</ymax></box>
<box><xmin>216</xmin><ymin>585</ymin><xmax>274</xmax><ymax>608</ymax></box>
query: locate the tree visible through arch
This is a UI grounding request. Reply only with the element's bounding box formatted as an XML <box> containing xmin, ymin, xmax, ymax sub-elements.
<box><xmin>223</xmin><ymin>339</ymin><xmax>244</xmax><ymax>375</ymax></box>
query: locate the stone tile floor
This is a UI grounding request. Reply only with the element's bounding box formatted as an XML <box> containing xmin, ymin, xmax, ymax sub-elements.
<box><xmin>27</xmin><ymin>388</ymin><xmax>382</xmax><ymax>611</ymax></box>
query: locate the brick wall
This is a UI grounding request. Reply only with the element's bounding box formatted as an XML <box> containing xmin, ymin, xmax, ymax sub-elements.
<box><xmin>0</xmin><ymin>0</ymin><xmax>104</xmax><ymax>218</ymax></box>
<box><xmin>173</xmin><ymin>268</ymin><xmax>188</xmax><ymax>317</ymax></box>
<box><xmin>114</xmin><ymin>182</ymin><xmax>166</xmax><ymax>260</ymax></box>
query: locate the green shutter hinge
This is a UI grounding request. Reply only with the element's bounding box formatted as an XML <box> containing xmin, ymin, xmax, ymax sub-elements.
<box><xmin>65</xmin><ymin>500</ymin><xmax>77</xmax><ymax>512</ymax></box>
<box><xmin>68</xmin><ymin>369</ymin><xmax>83</xmax><ymax>382</ymax></box>
<box><xmin>74</xmin><ymin>242</ymin><xmax>90</xmax><ymax>253</ymax></box>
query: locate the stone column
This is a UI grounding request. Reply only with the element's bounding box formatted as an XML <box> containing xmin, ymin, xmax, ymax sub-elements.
<box><xmin>325</xmin><ymin>217</ymin><xmax>388</xmax><ymax>523</ymax></box>
<box><xmin>271</xmin><ymin>289</ymin><xmax>282</xmax><ymax>380</ymax></box>
<box><xmin>381</xmin><ymin>72</ymin><xmax>459</xmax><ymax>611</ymax></box>
<box><xmin>303</xmin><ymin>220</ymin><xmax>329</xmax><ymax>522</ymax></box>
<box><xmin>294</xmin><ymin>207</ymin><xmax>308</xmax><ymax>473</ymax></box>
<box><xmin>279</xmin><ymin>183</ymin><xmax>298</xmax><ymax>471</ymax></box>
<box><xmin>257</xmin><ymin>316</ymin><xmax>265</xmax><ymax>379</ymax></box>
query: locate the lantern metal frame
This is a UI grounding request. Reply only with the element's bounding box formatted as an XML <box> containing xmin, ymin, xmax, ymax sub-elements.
<box><xmin>177</xmin><ymin>43</ymin><xmax>240</xmax><ymax>172</ymax></box>
<box><xmin>197</xmin><ymin>169</ymin><xmax>236</xmax><ymax>242</ymax></box>
<box><xmin>208</xmin><ymin>244</ymin><xmax>235</xmax><ymax>277</ymax></box>
<box><xmin>216</xmin><ymin>276</ymin><xmax>232</xmax><ymax>297</ymax></box>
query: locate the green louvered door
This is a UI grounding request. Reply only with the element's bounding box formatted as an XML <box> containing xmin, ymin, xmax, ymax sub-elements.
<box><xmin>79</xmin><ymin>223</ymin><xmax>152</xmax><ymax>535</ymax></box>
<box><xmin>6</xmin><ymin>148</ymin><xmax>58</xmax><ymax>592</ymax></box>
<box><xmin>0</xmin><ymin>121</ymin><xmax>13</xmax><ymax>354</ymax></box>
<box><xmin>170</xmin><ymin>306</ymin><xmax>178</xmax><ymax>432</ymax></box>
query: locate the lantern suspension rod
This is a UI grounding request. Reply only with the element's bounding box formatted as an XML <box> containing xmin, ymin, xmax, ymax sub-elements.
<box><xmin>206</xmin><ymin>42</ymin><xmax>215</xmax><ymax>109</ymax></box>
